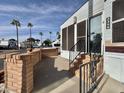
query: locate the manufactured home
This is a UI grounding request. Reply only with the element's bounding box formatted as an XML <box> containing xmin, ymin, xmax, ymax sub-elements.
<box><xmin>60</xmin><ymin>0</ymin><xmax>124</xmax><ymax>91</ymax></box>
<box><xmin>0</xmin><ymin>39</ymin><xmax>17</xmax><ymax>49</ymax></box>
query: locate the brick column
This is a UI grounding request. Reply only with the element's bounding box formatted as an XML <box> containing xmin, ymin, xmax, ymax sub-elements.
<box><xmin>5</xmin><ymin>53</ymin><xmax>33</xmax><ymax>93</ymax></box>
<box><xmin>4</xmin><ymin>49</ymin><xmax>43</xmax><ymax>93</ymax></box>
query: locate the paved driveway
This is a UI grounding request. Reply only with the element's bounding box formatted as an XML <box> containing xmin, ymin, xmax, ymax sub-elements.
<box><xmin>33</xmin><ymin>56</ymin><xmax>72</xmax><ymax>93</ymax></box>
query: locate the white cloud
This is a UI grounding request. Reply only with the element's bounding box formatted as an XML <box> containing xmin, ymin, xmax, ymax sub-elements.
<box><xmin>0</xmin><ymin>13</ymin><xmax>13</xmax><ymax>17</ymax></box>
<box><xmin>0</xmin><ymin>24</ymin><xmax>57</xmax><ymax>32</ymax></box>
<box><xmin>0</xmin><ymin>3</ymin><xmax>75</xmax><ymax>14</ymax></box>
<box><xmin>29</xmin><ymin>14</ymin><xmax>66</xmax><ymax>24</ymax></box>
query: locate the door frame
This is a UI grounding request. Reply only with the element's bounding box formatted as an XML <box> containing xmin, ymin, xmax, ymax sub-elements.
<box><xmin>87</xmin><ymin>12</ymin><xmax>103</xmax><ymax>54</ymax></box>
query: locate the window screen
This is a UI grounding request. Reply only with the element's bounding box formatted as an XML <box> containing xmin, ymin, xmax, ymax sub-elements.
<box><xmin>113</xmin><ymin>21</ymin><xmax>124</xmax><ymax>42</ymax></box>
<box><xmin>113</xmin><ymin>0</ymin><xmax>124</xmax><ymax>21</ymax></box>
<box><xmin>112</xmin><ymin>0</ymin><xmax>124</xmax><ymax>43</ymax></box>
<box><xmin>68</xmin><ymin>24</ymin><xmax>74</xmax><ymax>50</ymax></box>
<box><xmin>77</xmin><ymin>21</ymin><xmax>86</xmax><ymax>37</ymax></box>
<box><xmin>77</xmin><ymin>20</ymin><xmax>86</xmax><ymax>51</ymax></box>
<box><xmin>62</xmin><ymin>28</ymin><xmax>67</xmax><ymax>50</ymax></box>
<box><xmin>77</xmin><ymin>37</ymin><xmax>85</xmax><ymax>51</ymax></box>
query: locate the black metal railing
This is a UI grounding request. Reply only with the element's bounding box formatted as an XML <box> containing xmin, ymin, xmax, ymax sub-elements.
<box><xmin>79</xmin><ymin>54</ymin><xmax>104</xmax><ymax>93</ymax></box>
<box><xmin>69</xmin><ymin>38</ymin><xmax>85</xmax><ymax>68</ymax></box>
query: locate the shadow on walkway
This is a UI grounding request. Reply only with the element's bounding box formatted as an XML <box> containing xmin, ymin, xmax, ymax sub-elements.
<box><xmin>33</xmin><ymin>56</ymin><xmax>72</xmax><ymax>93</ymax></box>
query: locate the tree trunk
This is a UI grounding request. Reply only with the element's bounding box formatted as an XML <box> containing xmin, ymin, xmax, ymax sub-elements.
<box><xmin>16</xmin><ymin>26</ymin><xmax>19</xmax><ymax>49</ymax></box>
<box><xmin>41</xmin><ymin>36</ymin><xmax>42</xmax><ymax>46</ymax></box>
<box><xmin>30</xmin><ymin>27</ymin><xmax>32</xmax><ymax>48</ymax></box>
<box><xmin>50</xmin><ymin>34</ymin><xmax>51</xmax><ymax>40</ymax></box>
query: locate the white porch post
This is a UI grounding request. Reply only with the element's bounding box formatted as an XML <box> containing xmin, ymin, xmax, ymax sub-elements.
<box><xmin>74</xmin><ymin>23</ymin><xmax>77</xmax><ymax>52</ymax></box>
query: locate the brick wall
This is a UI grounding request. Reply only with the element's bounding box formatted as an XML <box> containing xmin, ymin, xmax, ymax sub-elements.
<box><xmin>4</xmin><ymin>48</ymin><xmax>58</xmax><ymax>93</ymax></box>
<box><xmin>42</xmin><ymin>48</ymin><xmax>58</xmax><ymax>58</ymax></box>
<box><xmin>4</xmin><ymin>49</ymin><xmax>42</xmax><ymax>93</ymax></box>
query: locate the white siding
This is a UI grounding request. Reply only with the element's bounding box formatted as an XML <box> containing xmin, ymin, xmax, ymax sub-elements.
<box><xmin>103</xmin><ymin>0</ymin><xmax>124</xmax><ymax>83</ymax></box>
<box><xmin>60</xmin><ymin>2</ymin><xmax>89</xmax><ymax>59</ymax></box>
<box><xmin>93</xmin><ymin>0</ymin><xmax>104</xmax><ymax>15</ymax></box>
<box><xmin>104</xmin><ymin>0</ymin><xmax>113</xmax><ymax>41</ymax></box>
<box><xmin>61</xmin><ymin>50</ymin><xmax>69</xmax><ymax>59</ymax></box>
<box><xmin>61</xmin><ymin>2</ymin><xmax>89</xmax><ymax>28</ymax></box>
<box><xmin>104</xmin><ymin>52</ymin><xmax>124</xmax><ymax>83</ymax></box>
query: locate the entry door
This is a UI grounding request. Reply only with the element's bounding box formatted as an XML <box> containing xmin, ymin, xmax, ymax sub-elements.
<box><xmin>90</xmin><ymin>15</ymin><xmax>102</xmax><ymax>53</ymax></box>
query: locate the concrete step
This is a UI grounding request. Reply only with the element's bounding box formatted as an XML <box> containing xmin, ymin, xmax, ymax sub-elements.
<box><xmin>85</xmin><ymin>54</ymin><xmax>91</xmax><ymax>59</ymax></box>
<box><xmin>69</xmin><ymin>54</ymin><xmax>91</xmax><ymax>76</ymax></box>
<box><xmin>77</xmin><ymin>55</ymin><xmax>81</xmax><ymax>59</ymax></box>
<box><xmin>75</xmin><ymin>69</ymin><xmax>80</xmax><ymax>78</ymax></box>
<box><xmin>73</xmin><ymin>59</ymin><xmax>78</xmax><ymax>63</ymax></box>
<box><xmin>83</xmin><ymin>59</ymin><xmax>90</xmax><ymax>63</ymax></box>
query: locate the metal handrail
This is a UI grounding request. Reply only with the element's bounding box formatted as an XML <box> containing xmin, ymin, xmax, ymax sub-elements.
<box><xmin>69</xmin><ymin>39</ymin><xmax>85</xmax><ymax>68</ymax></box>
<box><xmin>79</xmin><ymin>54</ymin><xmax>104</xmax><ymax>93</ymax></box>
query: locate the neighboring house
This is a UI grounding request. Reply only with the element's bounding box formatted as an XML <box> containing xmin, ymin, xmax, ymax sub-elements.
<box><xmin>20</xmin><ymin>38</ymin><xmax>40</xmax><ymax>48</ymax></box>
<box><xmin>60</xmin><ymin>0</ymin><xmax>124</xmax><ymax>87</ymax></box>
<box><xmin>52</xmin><ymin>39</ymin><xmax>60</xmax><ymax>47</ymax></box>
<box><xmin>0</xmin><ymin>39</ymin><xmax>17</xmax><ymax>49</ymax></box>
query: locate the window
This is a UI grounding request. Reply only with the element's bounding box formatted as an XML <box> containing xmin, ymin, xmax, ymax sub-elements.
<box><xmin>113</xmin><ymin>21</ymin><xmax>124</xmax><ymax>42</ymax></box>
<box><xmin>77</xmin><ymin>20</ymin><xmax>86</xmax><ymax>51</ymax></box>
<box><xmin>77</xmin><ymin>37</ymin><xmax>85</xmax><ymax>51</ymax></box>
<box><xmin>68</xmin><ymin>24</ymin><xmax>74</xmax><ymax>50</ymax></box>
<box><xmin>62</xmin><ymin>28</ymin><xmax>67</xmax><ymax>50</ymax></box>
<box><xmin>112</xmin><ymin>0</ymin><xmax>124</xmax><ymax>42</ymax></box>
<box><xmin>77</xmin><ymin>21</ymin><xmax>86</xmax><ymax>37</ymax></box>
<box><xmin>113</xmin><ymin>0</ymin><xmax>124</xmax><ymax>21</ymax></box>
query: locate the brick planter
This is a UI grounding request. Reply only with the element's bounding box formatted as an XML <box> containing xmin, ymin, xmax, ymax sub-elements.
<box><xmin>4</xmin><ymin>49</ymin><xmax>42</xmax><ymax>93</ymax></box>
<box><xmin>4</xmin><ymin>48</ymin><xmax>58</xmax><ymax>93</ymax></box>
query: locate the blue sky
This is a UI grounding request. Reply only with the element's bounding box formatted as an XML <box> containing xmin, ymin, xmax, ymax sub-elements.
<box><xmin>0</xmin><ymin>0</ymin><xmax>86</xmax><ymax>42</ymax></box>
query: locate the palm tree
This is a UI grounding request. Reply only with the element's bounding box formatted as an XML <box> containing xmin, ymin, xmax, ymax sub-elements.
<box><xmin>27</xmin><ymin>22</ymin><xmax>33</xmax><ymax>48</ymax></box>
<box><xmin>49</xmin><ymin>31</ymin><xmax>52</xmax><ymax>40</ymax></box>
<box><xmin>56</xmin><ymin>32</ymin><xmax>60</xmax><ymax>39</ymax></box>
<box><xmin>10</xmin><ymin>19</ymin><xmax>21</xmax><ymax>49</ymax></box>
<box><xmin>39</xmin><ymin>32</ymin><xmax>43</xmax><ymax>46</ymax></box>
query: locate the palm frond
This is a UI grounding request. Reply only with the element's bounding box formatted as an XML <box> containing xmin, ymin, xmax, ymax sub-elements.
<box><xmin>39</xmin><ymin>32</ymin><xmax>43</xmax><ymax>36</ymax></box>
<box><xmin>28</xmin><ymin>22</ymin><xmax>33</xmax><ymax>27</ymax></box>
<box><xmin>49</xmin><ymin>32</ymin><xmax>52</xmax><ymax>34</ymax></box>
<box><xmin>10</xmin><ymin>19</ymin><xmax>21</xmax><ymax>27</ymax></box>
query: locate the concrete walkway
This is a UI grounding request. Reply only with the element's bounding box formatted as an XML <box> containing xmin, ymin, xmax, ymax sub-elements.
<box><xmin>33</xmin><ymin>56</ymin><xmax>73</xmax><ymax>93</ymax></box>
<box><xmin>49</xmin><ymin>76</ymin><xmax>79</xmax><ymax>93</ymax></box>
<box><xmin>32</xmin><ymin>55</ymin><xmax>124</xmax><ymax>93</ymax></box>
<box><xmin>100</xmin><ymin>76</ymin><xmax>124</xmax><ymax>93</ymax></box>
